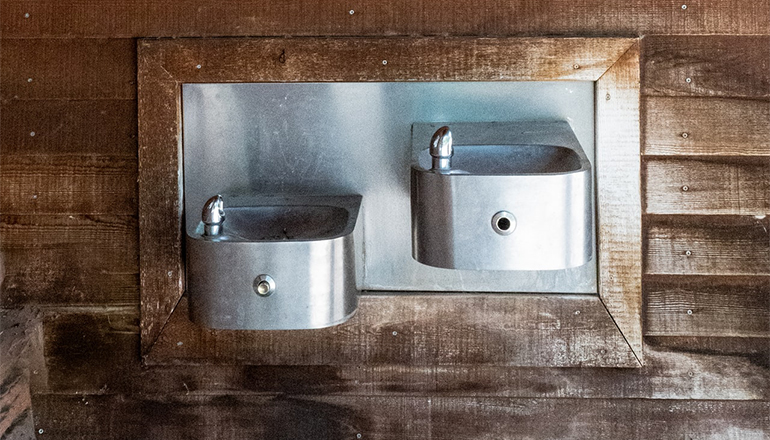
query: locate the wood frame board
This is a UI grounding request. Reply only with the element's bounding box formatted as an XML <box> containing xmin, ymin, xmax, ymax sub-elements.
<box><xmin>138</xmin><ymin>37</ymin><xmax>642</xmax><ymax>367</ymax></box>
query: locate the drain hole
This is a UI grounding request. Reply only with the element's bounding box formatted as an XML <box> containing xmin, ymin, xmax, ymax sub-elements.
<box><xmin>491</xmin><ymin>211</ymin><xmax>516</xmax><ymax>236</ymax></box>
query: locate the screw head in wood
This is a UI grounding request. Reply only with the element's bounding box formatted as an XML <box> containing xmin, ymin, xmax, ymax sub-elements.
<box><xmin>685</xmin><ymin>250</ymin><xmax>692</xmax><ymax>256</ymax></box>
<box><xmin>681</xmin><ymin>4</ymin><xmax>687</xmax><ymax>9</ymax></box>
<box><xmin>681</xmin><ymin>185</ymin><xmax>689</xmax><ymax>192</ymax></box>
<box><xmin>24</xmin><ymin>12</ymin><xmax>30</xmax><ymax>18</ymax></box>
<box><xmin>681</xmin><ymin>132</ymin><xmax>689</xmax><ymax>138</ymax></box>
<box><xmin>685</xmin><ymin>77</ymin><xmax>692</xmax><ymax>83</ymax></box>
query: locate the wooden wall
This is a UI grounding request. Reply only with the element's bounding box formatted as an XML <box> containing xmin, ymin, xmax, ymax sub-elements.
<box><xmin>1</xmin><ymin>2</ymin><xmax>769</xmax><ymax>438</ymax></box>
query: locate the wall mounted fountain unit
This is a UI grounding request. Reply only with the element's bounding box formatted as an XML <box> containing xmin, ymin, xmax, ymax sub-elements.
<box><xmin>182</xmin><ymin>81</ymin><xmax>597</xmax><ymax>330</ymax></box>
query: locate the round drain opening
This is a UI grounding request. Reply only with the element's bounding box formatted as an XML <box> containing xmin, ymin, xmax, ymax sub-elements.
<box><xmin>253</xmin><ymin>274</ymin><xmax>275</xmax><ymax>297</ymax></box>
<box><xmin>492</xmin><ymin>211</ymin><xmax>516</xmax><ymax>236</ymax></box>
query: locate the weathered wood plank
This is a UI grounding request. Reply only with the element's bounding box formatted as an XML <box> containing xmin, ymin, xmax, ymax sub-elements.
<box><xmin>0</xmin><ymin>215</ymin><xmax>138</xmax><ymax>306</ymax></box>
<box><xmin>645</xmin><ymin>335</ymin><xmax>770</xmax><ymax>363</ymax></box>
<box><xmin>147</xmin><ymin>295</ymin><xmax>636</xmax><ymax>367</ymax></box>
<box><xmin>642</xmin><ymin>36</ymin><xmax>770</xmax><ymax>98</ymax></box>
<box><xmin>595</xmin><ymin>43</ymin><xmax>643</xmax><ymax>361</ymax></box>
<box><xmin>142</xmin><ymin>37</ymin><xmax>634</xmax><ymax>83</ymax></box>
<box><xmin>0</xmin><ymin>155</ymin><xmax>137</xmax><ymax>215</ymax></box>
<box><xmin>37</xmin><ymin>309</ymin><xmax>769</xmax><ymax>400</ymax></box>
<box><xmin>2</xmin><ymin>0</ymin><xmax>768</xmax><ymax>37</ymax></box>
<box><xmin>0</xmin><ymin>100</ymin><xmax>137</xmax><ymax>156</ymax></box>
<box><xmin>645</xmin><ymin>276</ymin><xmax>770</xmax><ymax>337</ymax></box>
<box><xmin>30</xmin><ymin>394</ymin><xmax>770</xmax><ymax>439</ymax></box>
<box><xmin>0</xmin><ymin>39</ymin><xmax>136</xmax><ymax>100</ymax></box>
<box><xmin>644</xmin><ymin>97</ymin><xmax>770</xmax><ymax>156</ymax></box>
<box><xmin>645</xmin><ymin>216</ymin><xmax>770</xmax><ymax>276</ymax></box>
<box><xmin>644</xmin><ymin>158</ymin><xmax>770</xmax><ymax>215</ymax></box>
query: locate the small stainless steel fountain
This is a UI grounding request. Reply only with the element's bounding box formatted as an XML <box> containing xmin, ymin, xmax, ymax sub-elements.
<box><xmin>411</xmin><ymin>121</ymin><xmax>593</xmax><ymax>271</ymax></box>
<box><xmin>186</xmin><ymin>194</ymin><xmax>362</xmax><ymax>330</ymax></box>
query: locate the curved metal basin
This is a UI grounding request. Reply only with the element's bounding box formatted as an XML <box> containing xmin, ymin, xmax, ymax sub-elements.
<box><xmin>187</xmin><ymin>195</ymin><xmax>361</xmax><ymax>330</ymax></box>
<box><xmin>411</xmin><ymin>121</ymin><xmax>593</xmax><ymax>271</ymax></box>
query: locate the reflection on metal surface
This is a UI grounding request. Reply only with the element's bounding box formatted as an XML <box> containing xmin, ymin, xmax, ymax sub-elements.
<box><xmin>429</xmin><ymin>126</ymin><xmax>453</xmax><ymax>172</ymax></box>
<box><xmin>411</xmin><ymin>121</ymin><xmax>593</xmax><ymax>271</ymax></box>
<box><xmin>182</xmin><ymin>82</ymin><xmax>597</xmax><ymax>293</ymax></box>
<box><xmin>187</xmin><ymin>195</ymin><xmax>361</xmax><ymax>330</ymax></box>
<box><xmin>201</xmin><ymin>194</ymin><xmax>225</xmax><ymax>237</ymax></box>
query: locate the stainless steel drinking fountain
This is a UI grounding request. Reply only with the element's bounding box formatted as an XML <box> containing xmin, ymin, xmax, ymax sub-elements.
<box><xmin>411</xmin><ymin>121</ymin><xmax>593</xmax><ymax>271</ymax></box>
<box><xmin>186</xmin><ymin>194</ymin><xmax>362</xmax><ymax>330</ymax></box>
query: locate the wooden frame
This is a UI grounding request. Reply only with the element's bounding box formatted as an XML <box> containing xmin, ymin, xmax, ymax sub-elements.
<box><xmin>138</xmin><ymin>37</ymin><xmax>642</xmax><ymax>367</ymax></box>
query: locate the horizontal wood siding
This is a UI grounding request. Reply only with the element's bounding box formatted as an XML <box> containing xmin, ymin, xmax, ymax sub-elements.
<box><xmin>0</xmin><ymin>100</ymin><xmax>138</xmax><ymax>156</ymax></box>
<box><xmin>0</xmin><ymin>39</ymin><xmax>136</xmax><ymax>100</ymax></box>
<box><xmin>644</xmin><ymin>158</ymin><xmax>770</xmax><ymax>215</ymax></box>
<box><xmin>2</xmin><ymin>0</ymin><xmax>768</xmax><ymax>37</ymax></box>
<box><xmin>1</xmin><ymin>155</ymin><xmax>137</xmax><ymax>215</ymax></box>
<box><xmin>0</xmin><ymin>39</ymin><xmax>139</xmax><ymax>311</ymax></box>
<box><xmin>645</xmin><ymin>216</ymin><xmax>770</xmax><ymax>276</ymax></box>
<box><xmin>640</xmin><ymin>34</ymin><xmax>770</xmax><ymax>345</ymax></box>
<box><xmin>642</xmin><ymin>36</ymin><xmax>770</xmax><ymax>98</ymax></box>
<box><xmin>645</xmin><ymin>276</ymin><xmax>770</xmax><ymax>337</ymax></box>
<box><xmin>40</xmin><ymin>309</ymin><xmax>768</xmax><ymax>400</ymax></box>
<box><xmin>644</xmin><ymin>97</ymin><xmax>770</xmax><ymax>156</ymax></box>
<box><xmin>0</xmin><ymin>215</ymin><xmax>139</xmax><ymax>306</ymax></box>
<box><xmin>30</xmin><ymin>394</ymin><xmax>770</xmax><ymax>439</ymax></box>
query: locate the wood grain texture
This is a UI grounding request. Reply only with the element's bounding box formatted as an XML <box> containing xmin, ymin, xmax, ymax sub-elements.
<box><xmin>138</xmin><ymin>37</ymin><xmax>641</xmax><ymax>366</ymax></box>
<box><xmin>595</xmin><ymin>43</ymin><xmax>643</xmax><ymax>361</ymax></box>
<box><xmin>645</xmin><ymin>335</ymin><xmax>770</xmax><ymax>361</ymax></box>
<box><xmin>141</xmin><ymin>37</ymin><xmax>634</xmax><ymax>82</ymax></box>
<box><xmin>642</xmin><ymin>35</ymin><xmax>770</xmax><ymax>98</ymax></box>
<box><xmin>645</xmin><ymin>276</ymin><xmax>770</xmax><ymax>337</ymax></box>
<box><xmin>2</xmin><ymin>0</ymin><xmax>768</xmax><ymax>37</ymax></box>
<box><xmin>137</xmin><ymin>52</ymin><xmax>180</xmax><ymax>355</ymax></box>
<box><xmin>644</xmin><ymin>97</ymin><xmax>770</xmax><ymax>156</ymax></box>
<box><xmin>0</xmin><ymin>155</ymin><xmax>137</xmax><ymax>215</ymax></box>
<box><xmin>644</xmin><ymin>157</ymin><xmax>770</xmax><ymax>215</ymax></box>
<box><xmin>0</xmin><ymin>215</ymin><xmax>138</xmax><ymax>306</ymax></box>
<box><xmin>0</xmin><ymin>100</ymin><xmax>138</xmax><ymax>156</ymax></box>
<box><xmin>147</xmin><ymin>295</ymin><xmax>637</xmax><ymax>367</ymax></box>
<box><xmin>0</xmin><ymin>39</ymin><xmax>136</xmax><ymax>100</ymax></box>
<box><xmin>645</xmin><ymin>216</ymin><xmax>770</xmax><ymax>276</ymax></box>
<box><xmin>29</xmin><ymin>394</ymin><xmax>770</xmax><ymax>439</ymax></box>
<box><xmin>37</xmin><ymin>309</ymin><xmax>769</xmax><ymax>400</ymax></box>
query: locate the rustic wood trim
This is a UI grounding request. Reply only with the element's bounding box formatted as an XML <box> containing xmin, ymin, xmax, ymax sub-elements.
<box><xmin>595</xmin><ymin>43</ymin><xmax>643</xmax><ymax>363</ymax></box>
<box><xmin>138</xmin><ymin>37</ymin><xmax>642</xmax><ymax>367</ymax></box>
<box><xmin>38</xmin><ymin>308</ymin><xmax>769</xmax><ymax>399</ymax></box>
